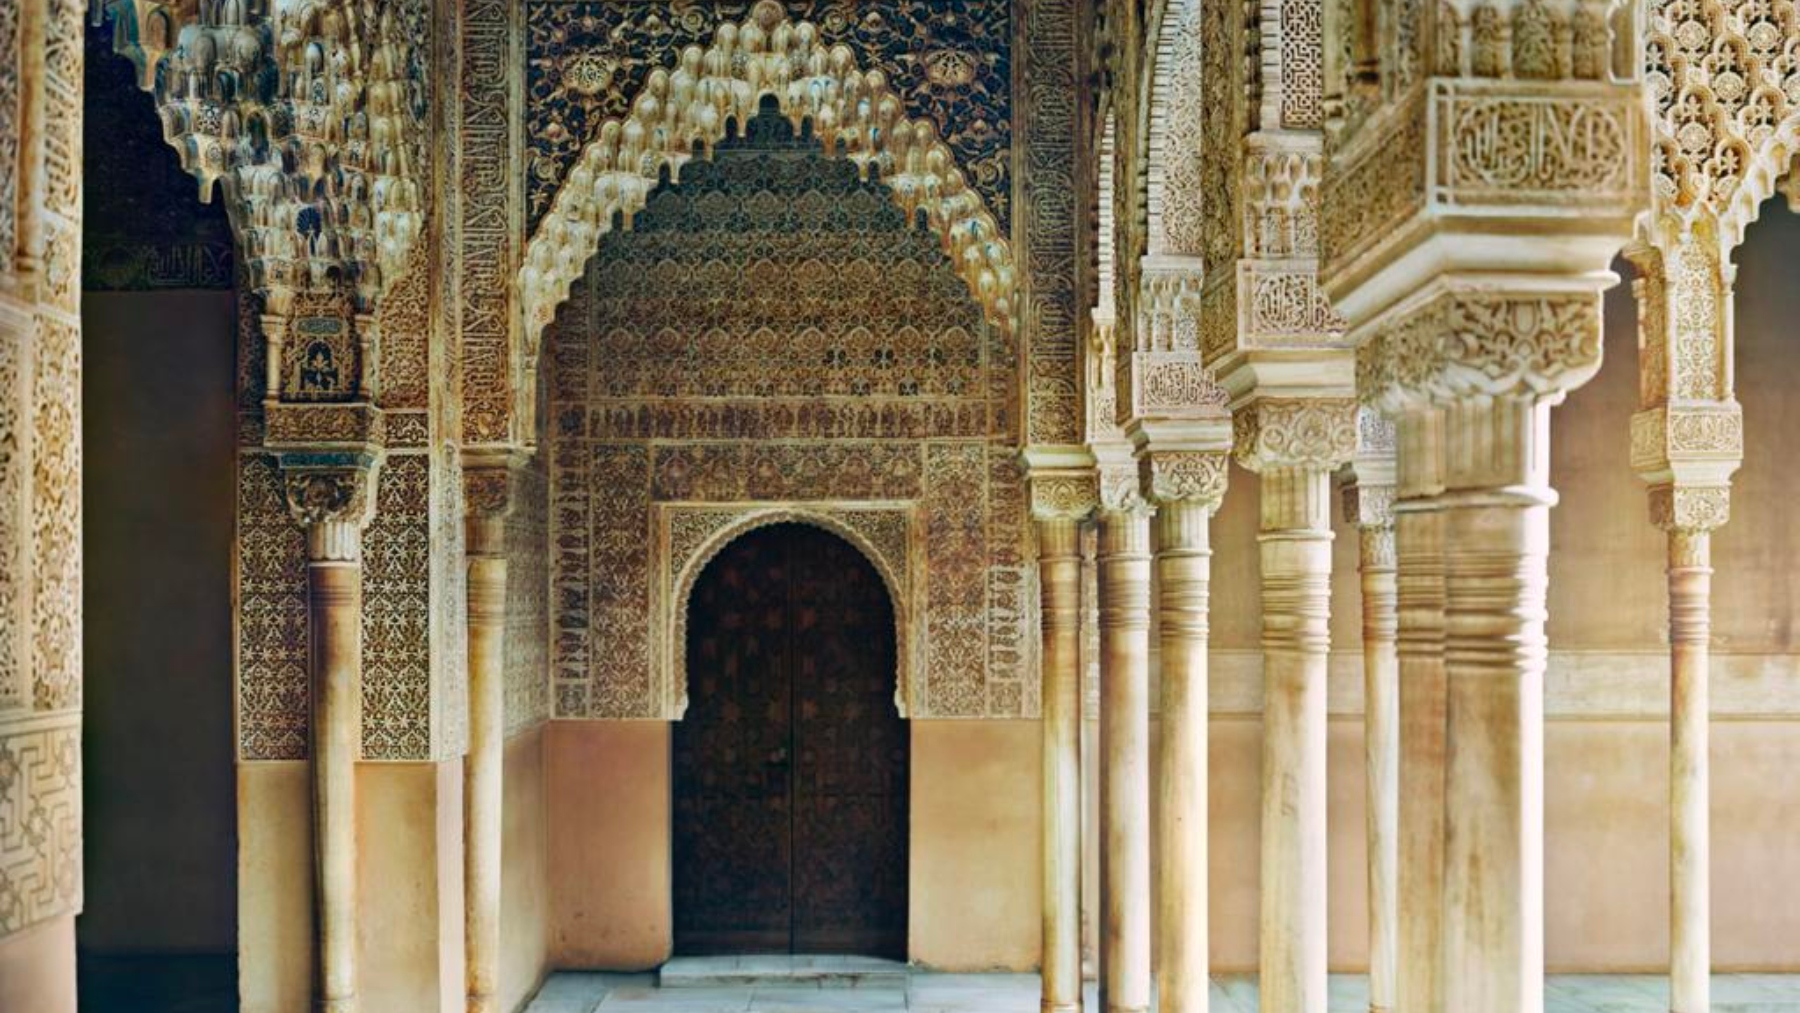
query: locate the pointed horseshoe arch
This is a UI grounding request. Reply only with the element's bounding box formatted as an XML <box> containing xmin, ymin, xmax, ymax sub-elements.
<box><xmin>518</xmin><ymin>0</ymin><xmax>1020</xmax><ymax>424</ymax></box>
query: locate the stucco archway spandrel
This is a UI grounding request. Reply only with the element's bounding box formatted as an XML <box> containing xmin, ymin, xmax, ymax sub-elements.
<box><xmin>660</xmin><ymin>504</ymin><xmax>918</xmax><ymax>722</ymax></box>
<box><xmin>517</xmin><ymin>0</ymin><xmax>1019</xmax><ymax>424</ymax></box>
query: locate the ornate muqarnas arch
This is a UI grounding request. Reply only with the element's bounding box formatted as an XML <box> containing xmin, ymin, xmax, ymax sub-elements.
<box><xmin>517</xmin><ymin>0</ymin><xmax>1019</xmax><ymax>434</ymax></box>
<box><xmin>98</xmin><ymin>0</ymin><xmax>426</xmax><ymax>312</ymax></box>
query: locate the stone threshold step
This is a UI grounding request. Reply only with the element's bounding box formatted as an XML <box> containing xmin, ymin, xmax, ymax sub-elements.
<box><xmin>658</xmin><ymin>955</ymin><xmax>910</xmax><ymax>989</ymax></box>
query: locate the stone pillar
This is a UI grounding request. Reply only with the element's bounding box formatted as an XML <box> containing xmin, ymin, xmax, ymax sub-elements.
<box><xmin>1236</xmin><ymin>400</ymin><xmax>1356</xmax><ymax>1013</ymax></box>
<box><xmin>463</xmin><ymin>460</ymin><xmax>516</xmax><ymax>1013</ymax></box>
<box><xmin>1143</xmin><ymin>451</ymin><xmax>1230</xmax><ymax>1013</ymax></box>
<box><xmin>1391</xmin><ymin>408</ymin><xmax>1446</xmax><ymax>1013</ymax></box>
<box><xmin>282</xmin><ymin>463</ymin><xmax>381</xmax><ymax>1013</ymax></box>
<box><xmin>1342</xmin><ymin>409</ymin><xmax>1397</xmax><ymax>1013</ymax></box>
<box><xmin>1096</xmin><ymin>484</ymin><xmax>1153</xmax><ymax>1013</ymax></box>
<box><xmin>1079</xmin><ymin>522</ymin><xmax>1101</xmax><ymax>984</ymax></box>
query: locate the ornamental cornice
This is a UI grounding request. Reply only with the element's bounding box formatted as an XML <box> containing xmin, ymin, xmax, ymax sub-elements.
<box><xmin>1232</xmin><ymin>397</ymin><xmax>1358</xmax><ymax>474</ymax></box>
<box><xmin>1355</xmin><ymin>283</ymin><xmax>1605</xmax><ymax>413</ymax></box>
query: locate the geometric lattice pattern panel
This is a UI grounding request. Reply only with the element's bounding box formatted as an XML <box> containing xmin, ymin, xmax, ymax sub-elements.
<box><xmin>0</xmin><ymin>719</ymin><xmax>82</xmax><ymax>935</ymax></box>
<box><xmin>524</xmin><ymin>0</ymin><xmax>1012</xmax><ymax>233</ymax></box>
<box><xmin>548</xmin><ymin>110</ymin><xmax>1033</xmax><ymax>719</ymax></box>
<box><xmin>235</xmin><ymin>455</ymin><xmax>310</xmax><ymax>761</ymax></box>
<box><xmin>362</xmin><ymin>453</ymin><xmax>433</xmax><ymax>759</ymax></box>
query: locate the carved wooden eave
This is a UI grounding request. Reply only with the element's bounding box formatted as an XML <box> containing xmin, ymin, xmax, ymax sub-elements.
<box><xmin>97</xmin><ymin>0</ymin><xmax>428</xmax><ymax>317</ymax></box>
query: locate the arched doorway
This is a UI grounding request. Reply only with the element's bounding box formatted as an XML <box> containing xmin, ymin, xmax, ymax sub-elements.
<box><xmin>673</xmin><ymin>523</ymin><xmax>909</xmax><ymax>957</ymax></box>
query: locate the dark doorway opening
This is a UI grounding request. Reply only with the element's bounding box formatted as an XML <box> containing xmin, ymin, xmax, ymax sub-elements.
<box><xmin>673</xmin><ymin>522</ymin><xmax>909</xmax><ymax>958</ymax></box>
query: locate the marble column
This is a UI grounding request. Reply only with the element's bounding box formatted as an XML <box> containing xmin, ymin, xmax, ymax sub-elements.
<box><xmin>283</xmin><ymin>464</ymin><xmax>381</xmax><ymax>1013</ymax></box>
<box><xmin>1145</xmin><ymin>451</ymin><xmax>1229</xmax><ymax>1013</ymax></box>
<box><xmin>1342</xmin><ymin>411</ymin><xmax>1398</xmax><ymax>1013</ymax></box>
<box><xmin>464</xmin><ymin>462</ymin><xmax>516</xmax><ymax>1013</ymax></box>
<box><xmin>1038</xmin><ymin>508</ymin><xmax>1088</xmax><ymax>1013</ymax></box>
<box><xmin>1436</xmin><ymin>397</ymin><xmax>1555</xmax><ymax>1013</ymax></box>
<box><xmin>1097</xmin><ymin>491</ymin><xmax>1153</xmax><ymax>1013</ymax></box>
<box><xmin>1666</xmin><ymin>524</ymin><xmax>1713</xmax><ymax>1013</ymax></box>
<box><xmin>1080</xmin><ymin>524</ymin><xmax>1101</xmax><ymax>984</ymax></box>
<box><xmin>1392</xmin><ymin>408</ymin><xmax>1446</xmax><ymax>1013</ymax></box>
<box><xmin>1237</xmin><ymin>401</ymin><xmax>1355</xmax><ymax>1013</ymax></box>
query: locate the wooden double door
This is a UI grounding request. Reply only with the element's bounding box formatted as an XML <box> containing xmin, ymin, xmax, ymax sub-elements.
<box><xmin>673</xmin><ymin>523</ymin><xmax>909</xmax><ymax>957</ymax></box>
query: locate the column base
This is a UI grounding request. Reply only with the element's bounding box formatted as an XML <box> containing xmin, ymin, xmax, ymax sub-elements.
<box><xmin>1042</xmin><ymin>1002</ymin><xmax>1083</xmax><ymax>1013</ymax></box>
<box><xmin>468</xmin><ymin>993</ymin><xmax>497</xmax><ymax>1013</ymax></box>
<box><xmin>1106</xmin><ymin>1005</ymin><xmax>1150</xmax><ymax>1013</ymax></box>
<box><xmin>318</xmin><ymin>997</ymin><xmax>357</xmax><ymax>1013</ymax></box>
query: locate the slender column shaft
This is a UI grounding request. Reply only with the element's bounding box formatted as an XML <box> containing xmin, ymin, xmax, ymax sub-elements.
<box><xmin>1438</xmin><ymin>398</ymin><xmax>1550</xmax><ymax>1013</ymax></box>
<box><xmin>1080</xmin><ymin>526</ymin><xmax>1101</xmax><ymax>982</ymax></box>
<box><xmin>1669</xmin><ymin>529</ymin><xmax>1712</xmax><ymax>1013</ymax></box>
<box><xmin>309</xmin><ymin>556</ymin><xmax>363</xmax><ymax>1013</ymax></box>
<box><xmin>1098</xmin><ymin>506</ymin><xmax>1153</xmax><ymax>1013</ymax></box>
<box><xmin>1258</xmin><ymin>465</ymin><xmax>1334</xmax><ymax>1013</ymax></box>
<box><xmin>1394</xmin><ymin>409</ymin><xmax>1445</xmax><ymax>1013</ymax></box>
<box><xmin>1155</xmin><ymin>502</ymin><xmax>1213</xmax><ymax>1013</ymax></box>
<box><xmin>465</xmin><ymin>515</ymin><xmax>509</xmax><ymax>1013</ymax></box>
<box><xmin>1040</xmin><ymin>517</ymin><xmax>1084</xmax><ymax>1013</ymax></box>
<box><xmin>1360</xmin><ymin>523</ymin><xmax>1399</xmax><ymax>1013</ymax></box>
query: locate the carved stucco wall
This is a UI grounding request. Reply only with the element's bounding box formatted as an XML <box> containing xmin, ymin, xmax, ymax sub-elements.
<box><xmin>547</xmin><ymin>110</ymin><xmax>1034</xmax><ymax>720</ymax></box>
<box><xmin>0</xmin><ymin>0</ymin><xmax>87</xmax><ymax>945</ymax></box>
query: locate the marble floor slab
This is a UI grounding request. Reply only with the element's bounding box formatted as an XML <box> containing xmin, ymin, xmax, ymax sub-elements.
<box><xmin>523</xmin><ymin>969</ymin><xmax>1800</xmax><ymax>1013</ymax></box>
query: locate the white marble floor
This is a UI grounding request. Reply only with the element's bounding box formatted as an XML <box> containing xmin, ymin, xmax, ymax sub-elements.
<box><xmin>524</xmin><ymin>967</ymin><xmax>1800</xmax><ymax>1012</ymax></box>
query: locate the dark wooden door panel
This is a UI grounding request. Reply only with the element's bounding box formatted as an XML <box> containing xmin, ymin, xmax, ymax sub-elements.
<box><xmin>673</xmin><ymin>523</ymin><xmax>908</xmax><ymax>957</ymax></box>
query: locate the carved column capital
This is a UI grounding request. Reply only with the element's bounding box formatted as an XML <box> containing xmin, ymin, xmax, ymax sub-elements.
<box><xmin>1140</xmin><ymin>451</ymin><xmax>1231</xmax><ymax>513</ymax></box>
<box><xmin>1232</xmin><ymin>397</ymin><xmax>1358</xmax><ymax>474</ymax></box>
<box><xmin>1357</xmin><ymin>285</ymin><xmax>1606</xmax><ymax>414</ymax></box>
<box><xmin>1648</xmin><ymin>485</ymin><xmax>1732</xmax><ymax>536</ymax></box>
<box><xmin>279</xmin><ymin>456</ymin><xmax>383</xmax><ymax>563</ymax></box>
<box><xmin>1099</xmin><ymin>464</ymin><xmax>1157</xmax><ymax>519</ymax></box>
<box><xmin>1024</xmin><ymin>446</ymin><xmax>1101</xmax><ymax>523</ymax></box>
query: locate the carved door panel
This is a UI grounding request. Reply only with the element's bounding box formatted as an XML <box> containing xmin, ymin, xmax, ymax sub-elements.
<box><xmin>674</xmin><ymin>523</ymin><xmax>908</xmax><ymax>957</ymax></box>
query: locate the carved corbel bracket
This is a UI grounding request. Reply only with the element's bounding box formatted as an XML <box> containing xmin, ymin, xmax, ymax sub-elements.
<box><xmin>277</xmin><ymin>452</ymin><xmax>384</xmax><ymax>564</ymax></box>
<box><xmin>1232</xmin><ymin>397</ymin><xmax>1359</xmax><ymax>475</ymax></box>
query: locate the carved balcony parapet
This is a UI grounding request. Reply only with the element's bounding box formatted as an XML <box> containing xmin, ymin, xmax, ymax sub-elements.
<box><xmin>1322</xmin><ymin>78</ymin><xmax>1648</xmax><ymax>330</ymax></box>
<box><xmin>277</xmin><ymin>452</ymin><xmax>383</xmax><ymax>563</ymax></box>
<box><xmin>1025</xmin><ymin>446</ymin><xmax>1101</xmax><ymax>524</ymax></box>
<box><xmin>98</xmin><ymin>0</ymin><xmax>428</xmax><ymax>313</ymax></box>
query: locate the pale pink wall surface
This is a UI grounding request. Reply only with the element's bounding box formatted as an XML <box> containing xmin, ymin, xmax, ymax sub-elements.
<box><xmin>909</xmin><ymin>720</ymin><xmax>1043</xmax><ymax>971</ymax></box>
<box><xmin>548</xmin><ymin>722</ymin><xmax>673</xmax><ymax>970</ymax></box>
<box><xmin>502</xmin><ymin>728</ymin><xmax>551</xmax><ymax>1013</ymax></box>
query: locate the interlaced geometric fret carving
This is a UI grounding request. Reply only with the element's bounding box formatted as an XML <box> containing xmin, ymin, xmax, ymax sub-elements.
<box><xmin>236</xmin><ymin>455</ymin><xmax>310</xmax><ymax>761</ymax></box>
<box><xmin>0</xmin><ymin>721</ymin><xmax>82</xmax><ymax>935</ymax></box>
<box><xmin>505</xmin><ymin>453</ymin><xmax>550</xmax><ymax>736</ymax></box>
